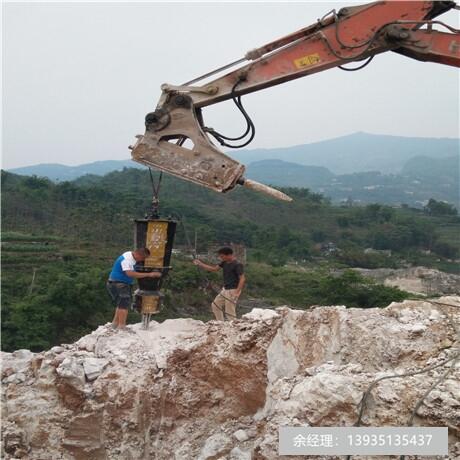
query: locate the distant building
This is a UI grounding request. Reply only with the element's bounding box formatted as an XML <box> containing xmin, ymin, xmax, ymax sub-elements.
<box><xmin>364</xmin><ymin>248</ymin><xmax>392</xmax><ymax>256</ymax></box>
<box><xmin>320</xmin><ymin>242</ymin><xmax>339</xmax><ymax>256</ymax></box>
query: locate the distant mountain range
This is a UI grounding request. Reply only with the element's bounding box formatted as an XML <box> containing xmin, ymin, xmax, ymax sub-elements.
<box><xmin>233</xmin><ymin>132</ymin><xmax>459</xmax><ymax>174</ymax></box>
<box><xmin>9</xmin><ymin>132</ymin><xmax>459</xmax><ymax>179</ymax></box>
<box><xmin>6</xmin><ymin>132</ymin><xmax>459</xmax><ymax>207</ymax></box>
<box><xmin>246</xmin><ymin>155</ymin><xmax>459</xmax><ymax>207</ymax></box>
<box><xmin>246</xmin><ymin>160</ymin><xmax>334</xmax><ymax>188</ymax></box>
<box><xmin>8</xmin><ymin>160</ymin><xmax>142</xmax><ymax>182</ymax></box>
<box><xmin>401</xmin><ymin>155</ymin><xmax>459</xmax><ymax>180</ymax></box>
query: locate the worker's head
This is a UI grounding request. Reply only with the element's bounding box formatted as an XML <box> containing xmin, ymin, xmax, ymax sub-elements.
<box><xmin>217</xmin><ymin>246</ymin><xmax>234</xmax><ymax>262</ymax></box>
<box><xmin>133</xmin><ymin>247</ymin><xmax>151</xmax><ymax>262</ymax></box>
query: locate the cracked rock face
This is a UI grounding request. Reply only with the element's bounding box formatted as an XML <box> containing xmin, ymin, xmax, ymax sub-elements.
<box><xmin>1</xmin><ymin>299</ymin><xmax>459</xmax><ymax>460</ymax></box>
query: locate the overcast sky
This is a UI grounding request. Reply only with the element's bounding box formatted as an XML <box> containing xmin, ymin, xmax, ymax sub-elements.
<box><xmin>2</xmin><ymin>1</ymin><xmax>459</xmax><ymax>169</ymax></box>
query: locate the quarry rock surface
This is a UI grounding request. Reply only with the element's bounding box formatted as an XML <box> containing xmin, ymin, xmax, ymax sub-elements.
<box><xmin>1</xmin><ymin>297</ymin><xmax>459</xmax><ymax>459</ymax></box>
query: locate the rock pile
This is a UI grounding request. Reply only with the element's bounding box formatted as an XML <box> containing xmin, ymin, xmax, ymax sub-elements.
<box><xmin>353</xmin><ymin>267</ymin><xmax>460</xmax><ymax>296</ymax></box>
<box><xmin>2</xmin><ymin>297</ymin><xmax>459</xmax><ymax>459</ymax></box>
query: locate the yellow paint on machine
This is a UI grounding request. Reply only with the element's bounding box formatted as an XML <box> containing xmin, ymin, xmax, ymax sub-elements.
<box><xmin>294</xmin><ymin>53</ymin><xmax>321</xmax><ymax>69</ymax></box>
<box><xmin>145</xmin><ymin>221</ymin><xmax>168</xmax><ymax>268</ymax></box>
<box><xmin>141</xmin><ymin>296</ymin><xmax>160</xmax><ymax>314</ymax></box>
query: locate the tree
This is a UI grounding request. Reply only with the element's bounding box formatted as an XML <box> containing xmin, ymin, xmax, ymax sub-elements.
<box><xmin>424</xmin><ymin>199</ymin><xmax>458</xmax><ymax>216</ymax></box>
<box><xmin>433</xmin><ymin>241</ymin><xmax>459</xmax><ymax>259</ymax></box>
<box><xmin>2</xmin><ymin>267</ymin><xmax>114</xmax><ymax>352</ymax></box>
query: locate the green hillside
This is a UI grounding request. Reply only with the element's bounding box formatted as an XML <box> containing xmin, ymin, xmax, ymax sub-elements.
<box><xmin>2</xmin><ymin>169</ymin><xmax>459</xmax><ymax>352</ymax></box>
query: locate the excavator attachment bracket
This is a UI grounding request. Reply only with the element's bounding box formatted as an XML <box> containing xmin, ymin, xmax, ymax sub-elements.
<box><xmin>130</xmin><ymin>93</ymin><xmax>245</xmax><ymax>193</ymax></box>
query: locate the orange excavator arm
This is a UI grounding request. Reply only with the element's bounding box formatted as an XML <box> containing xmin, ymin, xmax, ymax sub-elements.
<box><xmin>130</xmin><ymin>1</ymin><xmax>460</xmax><ymax>201</ymax></box>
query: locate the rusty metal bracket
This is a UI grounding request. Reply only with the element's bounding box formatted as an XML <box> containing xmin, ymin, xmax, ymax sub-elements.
<box><xmin>130</xmin><ymin>93</ymin><xmax>246</xmax><ymax>193</ymax></box>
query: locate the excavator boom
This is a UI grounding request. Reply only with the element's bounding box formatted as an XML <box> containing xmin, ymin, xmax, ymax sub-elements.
<box><xmin>130</xmin><ymin>1</ymin><xmax>460</xmax><ymax>201</ymax></box>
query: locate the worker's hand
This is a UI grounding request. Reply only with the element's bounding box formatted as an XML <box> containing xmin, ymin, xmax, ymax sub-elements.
<box><xmin>234</xmin><ymin>289</ymin><xmax>242</xmax><ymax>300</ymax></box>
<box><xmin>148</xmin><ymin>272</ymin><xmax>161</xmax><ymax>278</ymax></box>
<box><xmin>192</xmin><ymin>259</ymin><xmax>202</xmax><ymax>267</ymax></box>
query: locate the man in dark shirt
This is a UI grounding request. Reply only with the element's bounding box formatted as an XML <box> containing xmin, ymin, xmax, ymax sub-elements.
<box><xmin>193</xmin><ymin>247</ymin><xmax>245</xmax><ymax>320</ymax></box>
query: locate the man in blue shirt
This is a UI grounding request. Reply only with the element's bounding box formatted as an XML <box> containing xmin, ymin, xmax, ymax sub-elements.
<box><xmin>107</xmin><ymin>247</ymin><xmax>160</xmax><ymax>330</ymax></box>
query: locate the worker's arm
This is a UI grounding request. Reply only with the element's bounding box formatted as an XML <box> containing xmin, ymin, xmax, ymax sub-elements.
<box><xmin>193</xmin><ymin>259</ymin><xmax>221</xmax><ymax>272</ymax></box>
<box><xmin>235</xmin><ymin>273</ymin><xmax>246</xmax><ymax>298</ymax></box>
<box><xmin>124</xmin><ymin>270</ymin><xmax>161</xmax><ymax>279</ymax></box>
